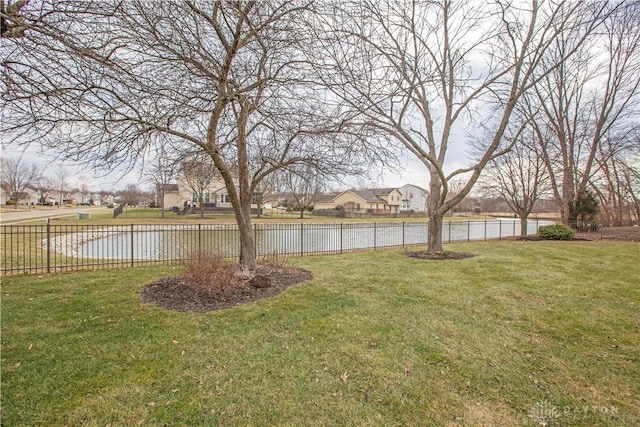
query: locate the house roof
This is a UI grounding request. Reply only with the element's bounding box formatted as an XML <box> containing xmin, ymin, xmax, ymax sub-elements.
<box><xmin>400</xmin><ymin>184</ymin><xmax>428</xmax><ymax>193</ymax></box>
<box><xmin>317</xmin><ymin>188</ymin><xmax>400</xmax><ymax>204</ymax></box>
<box><xmin>350</xmin><ymin>189</ymin><xmax>386</xmax><ymax>203</ymax></box>
<box><xmin>315</xmin><ymin>192</ymin><xmax>341</xmax><ymax>202</ymax></box>
<box><xmin>159</xmin><ymin>183</ymin><xmax>180</xmax><ymax>193</ymax></box>
<box><xmin>368</xmin><ymin>187</ymin><xmax>400</xmax><ymax>195</ymax></box>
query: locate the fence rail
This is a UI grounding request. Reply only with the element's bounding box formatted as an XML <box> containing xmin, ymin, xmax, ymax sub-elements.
<box><xmin>1</xmin><ymin>218</ymin><xmax>561</xmax><ymax>276</ymax></box>
<box><xmin>570</xmin><ymin>223</ymin><xmax>640</xmax><ymax>242</ymax></box>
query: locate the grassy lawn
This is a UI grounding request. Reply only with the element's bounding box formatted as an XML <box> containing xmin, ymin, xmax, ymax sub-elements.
<box><xmin>2</xmin><ymin>241</ymin><xmax>638</xmax><ymax>426</ymax></box>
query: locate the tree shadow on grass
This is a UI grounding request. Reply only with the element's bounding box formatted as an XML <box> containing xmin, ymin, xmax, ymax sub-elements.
<box><xmin>403</xmin><ymin>251</ymin><xmax>475</xmax><ymax>260</ymax></box>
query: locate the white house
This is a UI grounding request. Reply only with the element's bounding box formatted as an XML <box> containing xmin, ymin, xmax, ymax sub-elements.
<box><xmin>399</xmin><ymin>184</ymin><xmax>429</xmax><ymax>213</ymax></box>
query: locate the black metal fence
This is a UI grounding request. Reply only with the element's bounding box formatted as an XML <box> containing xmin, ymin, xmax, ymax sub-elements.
<box><xmin>0</xmin><ymin>219</ymin><xmax>558</xmax><ymax>276</ymax></box>
<box><xmin>113</xmin><ymin>205</ymin><xmax>124</xmax><ymax>218</ymax></box>
<box><xmin>570</xmin><ymin>223</ymin><xmax>640</xmax><ymax>241</ymax></box>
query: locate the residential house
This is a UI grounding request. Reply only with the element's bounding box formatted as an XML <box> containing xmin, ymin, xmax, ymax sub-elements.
<box><xmin>261</xmin><ymin>192</ymin><xmax>296</xmax><ymax>210</ymax></box>
<box><xmin>314</xmin><ymin>188</ymin><xmax>402</xmax><ymax>214</ymax></box>
<box><xmin>398</xmin><ymin>184</ymin><xmax>429</xmax><ymax>213</ymax></box>
<box><xmin>1</xmin><ymin>182</ymin><xmax>11</xmax><ymax>205</ymax></box>
<box><xmin>159</xmin><ymin>167</ymin><xmax>259</xmax><ymax>211</ymax></box>
<box><xmin>1</xmin><ymin>182</ymin><xmax>57</xmax><ymax>206</ymax></box>
<box><xmin>1</xmin><ymin>184</ymin><xmax>37</xmax><ymax>206</ymax></box>
<box><xmin>158</xmin><ymin>183</ymin><xmax>181</xmax><ymax>211</ymax></box>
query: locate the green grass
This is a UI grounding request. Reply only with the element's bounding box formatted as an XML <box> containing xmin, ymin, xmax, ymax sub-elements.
<box><xmin>2</xmin><ymin>241</ymin><xmax>639</xmax><ymax>426</ymax></box>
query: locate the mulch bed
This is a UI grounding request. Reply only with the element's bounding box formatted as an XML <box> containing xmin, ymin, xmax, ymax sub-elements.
<box><xmin>141</xmin><ymin>266</ymin><xmax>313</xmax><ymax>313</ymax></box>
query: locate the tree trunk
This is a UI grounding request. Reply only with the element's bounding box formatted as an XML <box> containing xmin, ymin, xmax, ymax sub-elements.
<box><xmin>427</xmin><ymin>211</ymin><xmax>444</xmax><ymax>253</ymax></box>
<box><xmin>520</xmin><ymin>215</ymin><xmax>528</xmax><ymax>237</ymax></box>
<box><xmin>237</xmin><ymin>212</ymin><xmax>257</xmax><ymax>270</ymax></box>
<box><xmin>159</xmin><ymin>188</ymin><xmax>165</xmax><ymax>218</ymax></box>
<box><xmin>427</xmin><ymin>172</ymin><xmax>445</xmax><ymax>253</ymax></box>
<box><xmin>560</xmin><ymin>173</ymin><xmax>575</xmax><ymax>224</ymax></box>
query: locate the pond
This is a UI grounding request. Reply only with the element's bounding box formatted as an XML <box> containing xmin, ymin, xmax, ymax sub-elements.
<box><xmin>75</xmin><ymin>219</ymin><xmax>554</xmax><ymax>261</ymax></box>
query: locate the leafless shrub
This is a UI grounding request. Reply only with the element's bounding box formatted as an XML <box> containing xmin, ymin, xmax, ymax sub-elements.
<box><xmin>180</xmin><ymin>252</ymin><xmax>249</xmax><ymax>298</ymax></box>
<box><xmin>260</xmin><ymin>252</ymin><xmax>291</xmax><ymax>271</ymax></box>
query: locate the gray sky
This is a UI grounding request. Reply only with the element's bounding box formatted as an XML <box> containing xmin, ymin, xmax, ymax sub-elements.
<box><xmin>2</xmin><ymin>141</ymin><xmax>476</xmax><ymax>193</ymax></box>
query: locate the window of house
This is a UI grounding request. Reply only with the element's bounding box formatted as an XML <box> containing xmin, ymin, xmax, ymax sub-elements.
<box><xmin>204</xmin><ymin>193</ymin><xmax>210</xmax><ymax>203</ymax></box>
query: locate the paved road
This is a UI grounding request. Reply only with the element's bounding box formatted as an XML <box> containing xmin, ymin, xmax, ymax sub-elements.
<box><xmin>0</xmin><ymin>206</ymin><xmax>108</xmax><ymax>225</ymax></box>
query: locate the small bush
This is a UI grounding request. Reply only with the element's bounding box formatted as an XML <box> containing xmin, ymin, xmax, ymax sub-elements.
<box><xmin>538</xmin><ymin>224</ymin><xmax>575</xmax><ymax>240</ymax></box>
<box><xmin>261</xmin><ymin>252</ymin><xmax>291</xmax><ymax>270</ymax></box>
<box><xmin>180</xmin><ymin>252</ymin><xmax>248</xmax><ymax>298</ymax></box>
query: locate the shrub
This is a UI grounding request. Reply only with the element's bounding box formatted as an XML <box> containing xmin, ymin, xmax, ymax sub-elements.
<box><xmin>6</xmin><ymin>199</ymin><xmax>15</xmax><ymax>205</ymax></box>
<box><xmin>570</xmin><ymin>190</ymin><xmax>599</xmax><ymax>223</ymax></box>
<box><xmin>180</xmin><ymin>252</ymin><xmax>249</xmax><ymax>298</ymax></box>
<box><xmin>538</xmin><ymin>224</ymin><xmax>575</xmax><ymax>240</ymax></box>
<box><xmin>261</xmin><ymin>252</ymin><xmax>291</xmax><ymax>270</ymax></box>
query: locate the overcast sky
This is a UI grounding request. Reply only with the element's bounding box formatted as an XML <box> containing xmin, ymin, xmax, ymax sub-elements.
<box><xmin>2</xmin><ymin>138</ymin><xmax>476</xmax><ymax>193</ymax></box>
<box><xmin>1</xmin><ymin>144</ymin><xmax>143</xmax><ymax>192</ymax></box>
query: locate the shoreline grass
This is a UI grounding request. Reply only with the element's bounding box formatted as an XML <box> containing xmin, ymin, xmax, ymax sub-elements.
<box><xmin>2</xmin><ymin>241</ymin><xmax>638</xmax><ymax>426</ymax></box>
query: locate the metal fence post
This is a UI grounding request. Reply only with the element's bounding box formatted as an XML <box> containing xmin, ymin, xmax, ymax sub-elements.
<box><xmin>448</xmin><ymin>221</ymin><xmax>451</xmax><ymax>243</ymax></box>
<box><xmin>254</xmin><ymin>223</ymin><xmax>258</xmax><ymax>259</ymax></box>
<box><xmin>340</xmin><ymin>223</ymin><xmax>343</xmax><ymax>254</ymax></box>
<box><xmin>300</xmin><ymin>223</ymin><xmax>304</xmax><ymax>256</ymax></box>
<box><xmin>130</xmin><ymin>224</ymin><xmax>135</xmax><ymax>268</ymax></box>
<box><xmin>374</xmin><ymin>222</ymin><xmax>377</xmax><ymax>250</ymax></box>
<box><xmin>402</xmin><ymin>221</ymin><xmax>405</xmax><ymax>247</ymax></box>
<box><xmin>467</xmin><ymin>221</ymin><xmax>470</xmax><ymax>242</ymax></box>
<box><xmin>46</xmin><ymin>219</ymin><xmax>51</xmax><ymax>273</ymax></box>
<box><xmin>484</xmin><ymin>220</ymin><xmax>487</xmax><ymax>241</ymax></box>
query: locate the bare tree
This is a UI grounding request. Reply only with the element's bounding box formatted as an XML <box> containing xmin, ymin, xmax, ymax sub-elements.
<box><xmin>144</xmin><ymin>145</ymin><xmax>178</xmax><ymax>218</ymax></box>
<box><xmin>0</xmin><ymin>156</ymin><xmax>41</xmax><ymax>207</ymax></box>
<box><xmin>530</xmin><ymin>2</ymin><xmax>640</xmax><ymax>224</ymax></box>
<box><xmin>2</xmin><ymin>1</ymin><xmax>380</xmax><ymax>269</ymax></box>
<box><xmin>54</xmin><ymin>166</ymin><xmax>67</xmax><ymax>208</ymax></box>
<box><xmin>279</xmin><ymin>166</ymin><xmax>326</xmax><ymax>219</ymax></box>
<box><xmin>179</xmin><ymin>155</ymin><xmax>222</xmax><ymax>218</ymax></box>
<box><xmin>315</xmin><ymin>0</ymin><xmax>607</xmax><ymax>253</ymax></box>
<box><xmin>0</xmin><ymin>0</ymin><xmax>28</xmax><ymax>38</ymax></box>
<box><xmin>118</xmin><ymin>183</ymin><xmax>144</xmax><ymax>207</ymax></box>
<box><xmin>591</xmin><ymin>131</ymin><xmax>640</xmax><ymax>225</ymax></box>
<box><xmin>78</xmin><ymin>179</ymin><xmax>90</xmax><ymax>204</ymax></box>
<box><xmin>479</xmin><ymin>123</ymin><xmax>551</xmax><ymax>236</ymax></box>
<box><xmin>34</xmin><ymin>175</ymin><xmax>53</xmax><ymax>205</ymax></box>
<box><xmin>620</xmin><ymin>161</ymin><xmax>640</xmax><ymax>224</ymax></box>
